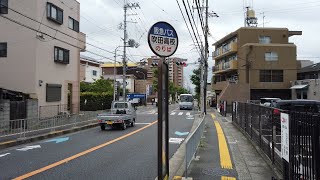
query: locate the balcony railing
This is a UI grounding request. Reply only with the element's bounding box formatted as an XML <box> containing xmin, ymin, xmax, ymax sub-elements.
<box><xmin>213</xmin><ymin>42</ymin><xmax>237</xmax><ymax>59</ymax></box>
<box><xmin>213</xmin><ymin>60</ymin><xmax>238</xmax><ymax>74</ymax></box>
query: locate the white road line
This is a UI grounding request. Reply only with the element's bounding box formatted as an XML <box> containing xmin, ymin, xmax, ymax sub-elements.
<box><xmin>178</xmin><ymin>112</ymin><xmax>183</xmax><ymax>116</ymax></box>
<box><xmin>186</xmin><ymin>112</ymin><xmax>191</xmax><ymax>116</ymax></box>
<box><xmin>170</xmin><ymin>112</ymin><xmax>176</xmax><ymax>115</ymax></box>
<box><xmin>0</xmin><ymin>153</ymin><xmax>10</xmax><ymax>158</ymax></box>
<box><xmin>16</xmin><ymin>145</ymin><xmax>41</xmax><ymax>151</ymax></box>
<box><xmin>135</xmin><ymin>123</ymin><xmax>152</xmax><ymax>125</ymax></box>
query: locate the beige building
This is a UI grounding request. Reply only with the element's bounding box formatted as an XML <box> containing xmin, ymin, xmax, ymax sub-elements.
<box><xmin>212</xmin><ymin>27</ymin><xmax>301</xmax><ymax>103</ymax></box>
<box><xmin>0</xmin><ymin>0</ymin><xmax>86</xmax><ymax>113</ymax></box>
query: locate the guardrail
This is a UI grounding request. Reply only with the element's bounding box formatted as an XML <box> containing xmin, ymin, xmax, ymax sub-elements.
<box><xmin>184</xmin><ymin>114</ymin><xmax>206</xmax><ymax>178</ymax></box>
<box><xmin>0</xmin><ymin>110</ymin><xmax>108</xmax><ymax>142</ymax></box>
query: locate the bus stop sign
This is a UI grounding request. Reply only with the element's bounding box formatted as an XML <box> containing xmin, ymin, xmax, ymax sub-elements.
<box><xmin>148</xmin><ymin>21</ymin><xmax>178</xmax><ymax>57</ymax></box>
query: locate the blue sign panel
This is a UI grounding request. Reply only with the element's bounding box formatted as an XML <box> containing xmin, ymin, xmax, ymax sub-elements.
<box><xmin>148</xmin><ymin>21</ymin><xmax>178</xmax><ymax>57</ymax></box>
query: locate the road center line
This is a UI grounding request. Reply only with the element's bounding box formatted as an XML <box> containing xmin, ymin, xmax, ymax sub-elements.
<box><xmin>13</xmin><ymin>120</ymin><xmax>158</xmax><ymax>180</ymax></box>
<box><xmin>211</xmin><ymin>114</ymin><xmax>233</xmax><ymax>170</ymax></box>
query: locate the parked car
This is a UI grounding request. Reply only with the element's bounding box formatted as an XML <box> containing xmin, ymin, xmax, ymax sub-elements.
<box><xmin>260</xmin><ymin>98</ymin><xmax>281</xmax><ymax>107</ymax></box>
<box><xmin>272</xmin><ymin>99</ymin><xmax>320</xmax><ymax>113</ymax></box>
<box><xmin>97</xmin><ymin>101</ymin><xmax>136</xmax><ymax>130</ymax></box>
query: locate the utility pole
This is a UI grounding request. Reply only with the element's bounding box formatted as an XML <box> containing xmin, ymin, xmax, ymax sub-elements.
<box><xmin>203</xmin><ymin>0</ymin><xmax>209</xmax><ymax>114</ymax></box>
<box><xmin>122</xmin><ymin>1</ymin><xmax>140</xmax><ymax>101</ymax></box>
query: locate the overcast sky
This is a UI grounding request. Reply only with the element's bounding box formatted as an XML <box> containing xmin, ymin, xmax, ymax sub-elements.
<box><xmin>79</xmin><ymin>0</ymin><xmax>320</xmax><ymax>91</ymax></box>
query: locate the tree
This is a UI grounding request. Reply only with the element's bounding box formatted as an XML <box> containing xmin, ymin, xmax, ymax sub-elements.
<box><xmin>152</xmin><ymin>68</ymin><xmax>158</xmax><ymax>92</ymax></box>
<box><xmin>190</xmin><ymin>67</ymin><xmax>200</xmax><ymax>100</ymax></box>
<box><xmin>80</xmin><ymin>78</ymin><xmax>113</xmax><ymax>93</ymax></box>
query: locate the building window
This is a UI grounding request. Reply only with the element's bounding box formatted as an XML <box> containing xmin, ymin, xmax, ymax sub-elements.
<box><xmin>46</xmin><ymin>84</ymin><xmax>62</xmax><ymax>102</ymax></box>
<box><xmin>0</xmin><ymin>0</ymin><xmax>8</xmax><ymax>14</ymax></box>
<box><xmin>68</xmin><ymin>17</ymin><xmax>79</xmax><ymax>32</ymax></box>
<box><xmin>0</xmin><ymin>42</ymin><xmax>7</xmax><ymax>57</ymax></box>
<box><xmin>265</xmin><ymin>52</ymin><xmax>278</xmax><ymax>61</ymax></box>
<box><xmin>296</xmin><ymin>90</ymin><xmax>308</xmax><ymax>99</ymax></box>
<box><xmin>259</xmin><ymin>36</ymin><xmax>271</xmax><ymax>44</ymax></box>
<box><xmin>260</xmin><ymin>70</ymin><xmax>283</xmax><ymax>82</ymax></box>
<box><xmin>92</xmin><ymin>70</ymin><xmax>97</xmax><ymax>76</ymax></box>
<box><xmin>47</xmin><ymin>3</ymin><xmax>63</xmax><ymax>24</ymax></box>
<box><xmin>54</xmin><ymin>46</ymin><xmax>69</xmax><ymax>64</ymax></box>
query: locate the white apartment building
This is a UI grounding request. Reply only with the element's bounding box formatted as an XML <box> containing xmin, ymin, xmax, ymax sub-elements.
<box><xmin>0</xmin><ymin>0</ymin><xmax>86</xmax><ymax>113</ymax></box>
<box><xmin>80</xmin><ymin>55</ymin><xmax>102</xmax><ymax>83</ymax></box>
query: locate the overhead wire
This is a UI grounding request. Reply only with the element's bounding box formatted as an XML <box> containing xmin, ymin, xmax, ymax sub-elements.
<box><xmin>0</xmin><ymin>12</ymin><xmax>118</xmax><ymax>62</ymax></box>
<box><xmin>176</xmin><ymin>0</ymin><xmax>203</xmax><ymax>59</ymax></box>
<box><xmin>181</xmin><ymin>0</ymin><xmax>205</xmax><ymax>59</ymax></box>
<box><xmin>1</xmin><ymin>4</ymin><xmax>117</xmax><ymax>55</ymax></box>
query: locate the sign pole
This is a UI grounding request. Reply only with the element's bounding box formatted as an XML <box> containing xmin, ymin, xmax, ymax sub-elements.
<box><xmin>147</xmin><ymin>21</ymin><xmax>178</xmax><ymax>180</ymax></box>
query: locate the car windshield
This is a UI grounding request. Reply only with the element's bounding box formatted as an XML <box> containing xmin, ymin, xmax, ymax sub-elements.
<box><xmin>180</xmin><ymin>95</ymin><xmax>193</xmax><ymax>102</ymax></box>
<box><xmin>114</xmin><ymin>103</ymin><xmax>128</xmax><ymax>109</ymax></box>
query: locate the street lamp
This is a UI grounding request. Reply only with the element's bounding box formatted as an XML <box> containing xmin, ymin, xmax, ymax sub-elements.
<box><xmin>113</xmin><ymin>40</ymin><xmax>139</xmax><ymax>101</ymax></box>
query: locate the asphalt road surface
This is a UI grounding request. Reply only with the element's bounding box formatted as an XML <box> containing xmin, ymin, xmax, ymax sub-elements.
<box><xmin>0</xmin><ymin>104</ymin><xmax>198</xmax><ymax>180</ymax></box>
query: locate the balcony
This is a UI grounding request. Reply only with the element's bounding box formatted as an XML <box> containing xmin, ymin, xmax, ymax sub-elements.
<box><xmin>213</xmin><ymin>42</ymin><xmax>237</xmax><ymax>59</ymax></box>
<box><xmin>213</xmin><ymin>60</ymin><xmax>238</xmax><ymax>74</ymax></box>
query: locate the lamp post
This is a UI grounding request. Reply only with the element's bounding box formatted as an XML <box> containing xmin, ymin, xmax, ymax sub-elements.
<box><xmin>113</xmin><ymin>46</ymin><xmax>122</xmax><ymax>101</ymax></box>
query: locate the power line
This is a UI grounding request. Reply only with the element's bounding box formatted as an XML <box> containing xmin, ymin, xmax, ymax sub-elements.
<box><xmin>176</xmin><ymin>0</ymin><xmax>203</xmax><ymax>59</ymax></box>
<box><xmin>0</xmin><ymin>13</ymin><xmax>118</xmax><ymax>63</ymax></box>
<box><xmin>181</xmin><ymin>0</ymin><xmax>205</xmax><ymax>59</ymax></box>
<box><xmin>1</xmin><ymin>4</ymin><xmax>117</xmax><ymax>55</ymax></box>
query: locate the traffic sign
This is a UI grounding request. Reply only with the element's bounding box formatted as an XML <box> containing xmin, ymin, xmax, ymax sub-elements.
<box><xmin>148</xmin><ymin>21</ymin><xmax>178</xmax><ymax>57</ymax></box>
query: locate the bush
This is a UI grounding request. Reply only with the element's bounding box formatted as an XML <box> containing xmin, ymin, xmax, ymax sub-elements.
<box><xmin>80</xmin><ymin>92</ymin><xmax>113</xmax><ymax>111</ymax></box>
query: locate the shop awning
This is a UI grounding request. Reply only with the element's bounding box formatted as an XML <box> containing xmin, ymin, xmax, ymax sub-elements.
<box><xmin>290</xmin><ymin>84</ymin><xmax>308</xmax><ymax>89</ymax></box>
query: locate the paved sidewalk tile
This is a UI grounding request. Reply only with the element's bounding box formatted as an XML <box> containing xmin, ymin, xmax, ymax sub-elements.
<box><xmin>188</xmin><ymin>110</ymin><xmax>277</xmax><ymax>180</ymax></box>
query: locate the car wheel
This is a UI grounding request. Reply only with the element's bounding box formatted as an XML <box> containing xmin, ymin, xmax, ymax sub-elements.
<box><xmin>122</xmin><ymin>122</ymin><xmax>127</xmax><ymax>130</ymax></box>
<box><xmin>100</xmin><ymin>124</ymin><xmax>106</xmax><ymax>130</ymax></box>
<box><xmin>131</xmin><ymin>119</ymin><xmax>135</xmax><ymax>127</ymax></box>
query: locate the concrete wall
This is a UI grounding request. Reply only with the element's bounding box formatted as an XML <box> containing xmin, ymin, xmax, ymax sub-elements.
<box><xmin>0</xmin><ymin>0</ymin><xmax>38</xmax><ymax>94</ymax></box>
<box><xmin>0</xmin><ymin>100</ymin><xmax>10</xmax><ymax>132</ymax></box>
<box><xmin>238</xmin><ymin>44</ymin><xmax>297</xmax><ymax>89</ymax></box>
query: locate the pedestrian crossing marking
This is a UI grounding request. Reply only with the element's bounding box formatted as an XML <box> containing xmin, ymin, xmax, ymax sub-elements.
<box><xmin>178</xmin><ymin>112</ymin><xmax>183</xmax><ymax>115</ymax></box>
<box><xmin>186</xmin><ymin>112</ymin><xmax>190</xmax><ymax>116</ymax></box>
<box><xmin>170</xmin><ymin>112</ymin><xmax>176</xmax><ymax>115</ymax></box>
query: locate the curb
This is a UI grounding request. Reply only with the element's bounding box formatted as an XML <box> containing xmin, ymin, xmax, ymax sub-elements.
<box><xmin>0</xmin><ymin>123</ymin><xmax>99</xmax><ymax>150</ymax></box>
<box><xmin>231</xmin><ymin>120</ymin><xmax>283</xmax><ymax>179</ymax></box>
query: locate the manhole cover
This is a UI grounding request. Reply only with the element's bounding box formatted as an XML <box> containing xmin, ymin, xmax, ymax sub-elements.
<box><xmin>202</xmin><ymin>167</ymin><xmax>236</xmax><ymax>177</ymax></box>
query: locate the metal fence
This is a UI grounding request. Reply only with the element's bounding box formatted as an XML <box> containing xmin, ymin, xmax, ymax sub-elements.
<box><xmin>232</xmin><ymin>102</ymin><xmax>320</xmax><ymax>180</ymax></box>
<box><xmin>232</xmin><ymin>102</ymin><xmax>282</xmax><ymax>171</ymax></box>
<box><xmin>286</xmin><ymin>112</ymin><xmax>320</xmax><ymax>180</ymax></box>
<box><xmin>0</xmin><ymin>110</ymin><xmax>108</xmax><ymax>142</ymax></box>
<box><xmin>185</xmin><ymin>114</ymin><xmax>206</xmax><ymax>178</ymax></box>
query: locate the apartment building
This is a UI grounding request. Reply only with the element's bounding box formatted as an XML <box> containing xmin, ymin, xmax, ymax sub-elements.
<box><xmin>146</xmin><ymin>56</ymin><xmax>185</xmax><ymax>87</ymax></box>
<box><xmin>0</xmin><ymin>0</ymin><xmax>86</xmax><ymax>113</ymax></box>
<box><xmin>212</xmin><ymin>27</ymin><xmax>301</xmax><ymax>102</ymax></box>
<box><xmin>291</xmin><ymin>63</ymin><xmax>320</xmax><ymax>100</ymax></box>
<box><xmin>80</xmin><ymin>55</ymin><xmax>102</xmax><ymax>83</ymax></box>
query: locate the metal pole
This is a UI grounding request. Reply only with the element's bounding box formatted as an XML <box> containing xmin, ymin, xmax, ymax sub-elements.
<box><xmin>123</xmin><ymin>2</ymin><xmax>128</xmax><ymax>101</ymax></box>
<box><xmin>113</xmin><ymin>48</ymin><xmax>117</xmax><ymax>101</ymax></box>
<box><xmin>204</xmin><ymin>0</ymin><xmax>209</xmax><ymax>115</ymax></box>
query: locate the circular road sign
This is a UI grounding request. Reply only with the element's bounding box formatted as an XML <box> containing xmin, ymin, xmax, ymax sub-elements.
<box><xmin>148</xmin><ymin>21</ymin><xmax>178</xmax><ymax>57</ymax></box>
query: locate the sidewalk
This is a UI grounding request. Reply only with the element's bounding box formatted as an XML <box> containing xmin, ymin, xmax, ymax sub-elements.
<box><xmin>187</xmin><ymin>109</ymin><xmax>277</xmax><ymax>180</ymax></box>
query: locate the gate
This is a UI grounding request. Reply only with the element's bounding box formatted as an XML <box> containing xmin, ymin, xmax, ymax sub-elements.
<box><xmin>10</xmin><ymin>101</ymin><xmax>27</xmax><ymax>129</ymax></box>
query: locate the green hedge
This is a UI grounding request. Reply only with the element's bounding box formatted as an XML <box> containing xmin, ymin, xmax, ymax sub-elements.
<box><xmin>80</xmin><ymin>92</ymin><xmax>113</xmax><ymax>111</ymax></box>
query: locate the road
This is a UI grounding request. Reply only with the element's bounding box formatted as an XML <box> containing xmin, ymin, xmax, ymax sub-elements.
<box><xmin>0</xmin><ymin>104</ymin><xmax>197</xmax><ymax>180</ymax></box>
